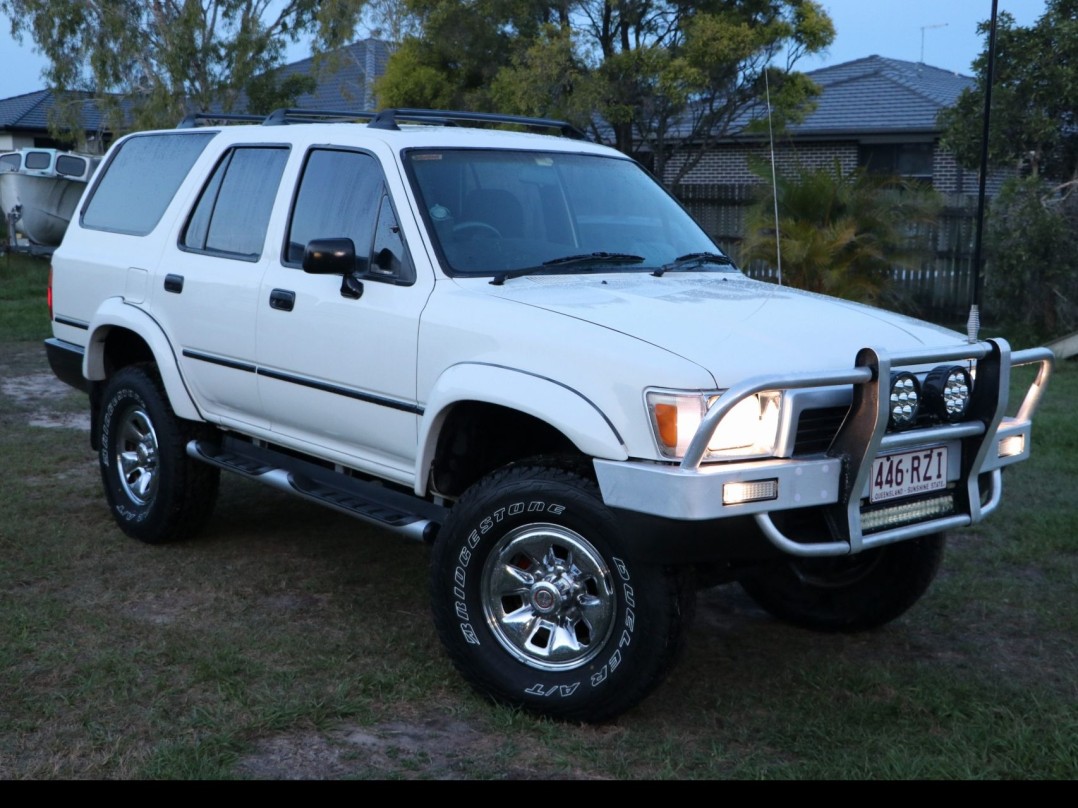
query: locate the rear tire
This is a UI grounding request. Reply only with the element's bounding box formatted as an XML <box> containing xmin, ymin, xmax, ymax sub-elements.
<box><xmin>738</xmin><ymin>532</ymin><xmax>946</xmax><ymax>632</ymax></box>
<box><xmin>430</xmin><ymin>463</ymin><xmax>694</xmax><ymax>723</ymax></box>
<box><xmin>98</xmin><ymin>365</ymin><xmax>219</xmax><ymax>543</ymax></box>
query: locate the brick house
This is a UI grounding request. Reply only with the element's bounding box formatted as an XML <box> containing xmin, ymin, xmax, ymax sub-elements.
<box><xmin>665</xmin><ymin>55</ymin><xmax>984</xmax><ymax>196</ymax></box>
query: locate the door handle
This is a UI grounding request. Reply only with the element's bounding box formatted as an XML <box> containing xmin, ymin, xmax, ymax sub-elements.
<box><xmin>269</xmin><ymin>288</ymin><xmax>296</xmax><ymax>311</ymax></box>
<box><xmin>164</xmin><ymin>274</ymin><xmax>184</xmax><ymax>293</ymax></box>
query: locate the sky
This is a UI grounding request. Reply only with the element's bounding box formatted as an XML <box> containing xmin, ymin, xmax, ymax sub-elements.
<box><xmin>0</xmin><ymin>0</ymin><xmax>1050</xmax><ymax>101</ymax></box>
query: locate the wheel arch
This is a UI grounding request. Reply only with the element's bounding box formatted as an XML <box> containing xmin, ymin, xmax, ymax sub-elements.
<box><xmin>85</xmin><ymin>299</ymin><xmax>200</xmax><ymax>422</ymax></box>
<box><xmin>416</xmin><ymin>363</ymin><xmax>628</xmax><ymax>498</ymax></box>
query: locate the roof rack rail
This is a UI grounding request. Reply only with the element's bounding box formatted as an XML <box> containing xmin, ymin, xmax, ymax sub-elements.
<box><xmin>262</xmin><ymin>108</ymin><xmax>381</xmax><ymax>126</ymax></box>
<box><xmin>372</xmin><ymin>108</ymin><xmax>589</xmax><ymax>140</ymax></box>
<box><xmin>259</xmin><ymin>106</ymin><xmax>589</xmax><ymax>140</ymax></box>
<box><xmin>176</xmin><ymin>112</ymin><xmax>266</xmax><ymax>129</ymax></box>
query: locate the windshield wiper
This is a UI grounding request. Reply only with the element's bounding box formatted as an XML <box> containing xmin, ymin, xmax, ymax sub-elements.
<box><xmin>652</xmin><ymin>252</ymin><xmax>735</xmax><ymax>277</ymax></box>
<box><xmin>542</xmin><ymin>251</ymin><xmax>645</xmax><ymax>267</ymax></box>
<box><xmin>490</xmin><ymin>252</ymin><xmax>644</xmax><ymax>285</ymax></box>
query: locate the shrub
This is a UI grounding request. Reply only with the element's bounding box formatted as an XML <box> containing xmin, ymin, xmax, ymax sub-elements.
<box><xmin>740</xmin><ymin>161</ymin><xmax>940</xmax><ymax>307</ymax></box>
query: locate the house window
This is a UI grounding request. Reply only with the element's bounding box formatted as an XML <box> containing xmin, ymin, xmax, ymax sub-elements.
<box><xmin>858</xmin><ymin>143</ymin><xmax>934</xmax><ymax>183</ymax></box>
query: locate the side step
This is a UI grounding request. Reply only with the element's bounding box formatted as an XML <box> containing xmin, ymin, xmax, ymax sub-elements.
<box><xmin>187</xmin><ymin>436</ymin><xmax>446</xmax><ymax>543</ymax></box>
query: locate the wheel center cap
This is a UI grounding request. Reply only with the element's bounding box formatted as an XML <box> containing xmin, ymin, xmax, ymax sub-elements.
<box><xmin>530</xmin><ymin>582</ymin><xmax>561</xmax><ymax>614</ymax></box>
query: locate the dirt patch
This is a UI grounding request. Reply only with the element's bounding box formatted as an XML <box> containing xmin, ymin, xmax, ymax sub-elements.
<box><xmin>2</xmin><ymin>371</ymin><xmax>90</xmax><ymax>431</ymax></box>
<box><xmin>234</xmin><ymin>716</ymin><xmax>614</xmax><ymax>780</ymax></box>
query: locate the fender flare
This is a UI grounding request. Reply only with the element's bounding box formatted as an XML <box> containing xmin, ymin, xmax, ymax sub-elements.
<box><xmin>414</xmin><ymin>362</ymin><xmax>627</xmax><ymax>496</ymax></box>
<box><xmin>85</xmin><ymin>299</ymin><xmax>201</xmax><ymax>421</ymax></box>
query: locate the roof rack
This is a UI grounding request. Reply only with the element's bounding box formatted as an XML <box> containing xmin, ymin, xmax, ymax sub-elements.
<box><xmin>260</xmin><ymin>107</ymin><xmax>589</xmax><ymax>140</ymax></box>
<box><xmin>176</xmin><ymin>112</ymin><xmax>266</xmax><ymax>129</ymax></box>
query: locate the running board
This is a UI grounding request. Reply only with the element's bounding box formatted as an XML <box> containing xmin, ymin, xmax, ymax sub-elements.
<box><xmin>187</xmin><ymin>437</ymin><xmax>445</xmax><ymax>543</ymax></box>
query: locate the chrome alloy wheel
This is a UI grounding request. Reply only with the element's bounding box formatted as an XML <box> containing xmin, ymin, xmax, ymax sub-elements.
<box><xmin>114</xmin><ymin>406</ymin><xmax>160</xmax><ymax>506</ymax></box>
<box><xmin>481</xmin><ymin>523</ymin><xmax>617</xmax><ymax>671</ymax></box>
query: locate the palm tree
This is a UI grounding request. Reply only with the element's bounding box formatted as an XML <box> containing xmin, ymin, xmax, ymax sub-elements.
<box><xmin>740</xmin><ymin>161</ymin><xmax>941</xmax><ymax>306</ymax></box>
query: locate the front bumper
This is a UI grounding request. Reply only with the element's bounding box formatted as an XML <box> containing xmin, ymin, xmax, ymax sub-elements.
<box><xmin>595</xmin><ymin>339</ymin><xmax>1053</xmax><ymax>558</ymax></box>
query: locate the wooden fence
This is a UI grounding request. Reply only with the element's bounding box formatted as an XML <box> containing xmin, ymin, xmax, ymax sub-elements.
<box><xmin>672</xmin><ymin>183</ymin><xmax>982</xmax><ymax>323</ymax></box>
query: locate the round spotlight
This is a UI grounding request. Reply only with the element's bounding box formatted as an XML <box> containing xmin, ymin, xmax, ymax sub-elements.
<box><xmin>888</xmin><ymin>371</ymin><xmax>920</xmax><ymax>430</ymax></box>
<box><xmin>924</xmin><ymin>365</ymin><xmax>973</xmax><ymax>422</ymax></box>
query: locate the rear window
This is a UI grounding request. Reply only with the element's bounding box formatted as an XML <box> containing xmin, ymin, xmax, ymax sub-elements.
<box><xmin>81</xmin><ymin>132</ymin><xmax>214</xmax><ymax>236</ymax></box>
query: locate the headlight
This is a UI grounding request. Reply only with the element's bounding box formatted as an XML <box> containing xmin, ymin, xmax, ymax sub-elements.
<box><xmin>646</xmin><ymin>390</ymin><xmax>781</xmax><ymax>460</ymax></box>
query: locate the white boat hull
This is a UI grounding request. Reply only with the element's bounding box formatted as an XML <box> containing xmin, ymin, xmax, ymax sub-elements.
<box><xmin>1</xmin><ymin>148</ymin><xmax>100</xmax><ymax>248</ymax></box>
<box><xmin>15</xmin><ymin>173</ymin><xmax>86</xmax><ymax>246</ymax></box>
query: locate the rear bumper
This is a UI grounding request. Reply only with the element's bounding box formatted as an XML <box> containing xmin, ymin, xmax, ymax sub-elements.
<box><xmin>44</xmin><ymin>337</ymin><xmax>89</xmax><ymax>394</ymax></box>
<box><xmin>595</xmin><ymin>339</ymin><xmax>1053</xmax><ymax>559</ymax></box>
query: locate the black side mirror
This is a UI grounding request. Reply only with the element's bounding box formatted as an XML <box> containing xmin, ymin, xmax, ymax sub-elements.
<box><xmin>303</xmin><ymin>238</ymin><xmax>363</xmax><ymax>299</ymax></box>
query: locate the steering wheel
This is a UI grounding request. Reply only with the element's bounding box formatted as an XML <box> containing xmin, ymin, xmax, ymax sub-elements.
<box><xmin>452</xmin><ymin>221</ymin><xmax>502</xmax><ymax>240</ymax></box>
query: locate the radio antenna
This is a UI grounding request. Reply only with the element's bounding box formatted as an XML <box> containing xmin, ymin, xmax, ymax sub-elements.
<box><xmin>764</xmin><ymin>67</ymin><xmax>783</xmax><ymax>286</ymax></box>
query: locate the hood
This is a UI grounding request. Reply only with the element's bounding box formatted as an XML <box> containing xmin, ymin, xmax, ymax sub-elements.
<box><xmin>477</xmin><ymin>271</ymin><xmax>965</xmax><ymax>386</ymax></box>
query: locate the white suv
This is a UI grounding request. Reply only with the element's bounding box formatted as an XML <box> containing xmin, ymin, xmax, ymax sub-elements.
<box><xmin>45</xmin><ymin>108</ymin><xmax>1054</xmax><ymax>723</ymax></box>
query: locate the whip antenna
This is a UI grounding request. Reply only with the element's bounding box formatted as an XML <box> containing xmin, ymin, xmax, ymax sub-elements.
<box><xmin>764</xmin><ymin>68</ymin><xmax>783</xmax><ymax>286</ymax></box>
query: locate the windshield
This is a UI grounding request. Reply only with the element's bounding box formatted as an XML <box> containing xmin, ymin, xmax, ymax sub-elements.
<box><xmin>404</xmin><ymin>148</ymin><xmax>732</xmax><ymax>277</ymax></box>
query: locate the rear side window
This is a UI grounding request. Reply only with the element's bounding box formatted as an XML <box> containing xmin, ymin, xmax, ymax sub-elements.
<box><xmin>181</xmin><ymin>146</ymin><xmax>289</xmax><ymax>260</ymax></box>
<box><xmin>82</xmin><ymin>133</ymin><xmax>214</xmax><ymax>235</ymax></box>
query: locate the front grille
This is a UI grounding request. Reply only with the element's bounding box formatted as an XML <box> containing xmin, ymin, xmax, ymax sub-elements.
<box><xmin>793</xmin><ymin>406</ymin><xmax>850</xmax><ymax>455</ymax></box>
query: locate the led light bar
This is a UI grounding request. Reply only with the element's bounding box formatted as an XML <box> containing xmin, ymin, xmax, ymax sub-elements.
<box><xmin>861</xmin><ymin>494</ymin><xmax>954</xmax><ymax>532</ymax></box>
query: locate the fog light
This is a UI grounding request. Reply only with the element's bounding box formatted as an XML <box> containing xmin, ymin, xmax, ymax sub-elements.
<box><xmin>924</xmin><ymin>365</ymin><xmax>973</xmax><ymax>422</ymax></box>
<box><xmin>998</xmin><ymin>435</ymin><xmax>1025</xmax><ymax>458</ymax></box>
<box><xmin>888</xmin><ymin>371</ymin><xmax>920</xmax><ymax>429</ymax></box>
<box><xmin>723</xmin><ymin>479</ymin><xmax>778</xmax><ymax>505</ymax></box>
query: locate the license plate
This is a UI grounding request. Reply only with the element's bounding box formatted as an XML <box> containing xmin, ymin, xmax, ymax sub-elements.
<box><xmin>870</xmin><ymin>446</ymin><xmax>948</xmax><ymax>503</ymax></box>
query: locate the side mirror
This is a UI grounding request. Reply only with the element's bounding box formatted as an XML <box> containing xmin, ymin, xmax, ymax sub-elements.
<box><xmin>302</xmin><ymin>238</ymin><xmax>356</xmax><ymax>275</ymax></box>
<box><xmin>303</xmin><ymin>237</ymin><xmax>364</xmax><ymax>299</ymax></box>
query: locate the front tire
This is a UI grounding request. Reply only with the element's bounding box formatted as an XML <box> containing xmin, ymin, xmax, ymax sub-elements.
<box><xmin>738</xmin><ymin>532</ymin><xmax>946</xmax><ymax>632</ymax></box>
<box><xmin>429</xmin><ymin>464</ymin><xmax>694</xmax><ymax>723</ymax></box>
<box><xmin>98</xmin><ymin>364</ymin><xmax>220</xmax><ymax>543</ymax></box>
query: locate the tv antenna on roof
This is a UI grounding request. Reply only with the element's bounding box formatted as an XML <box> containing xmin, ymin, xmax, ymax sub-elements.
<box><xmin>920</xmin><ymin>23</ymin><xmax>948</xmax><ymax>63</ymax></box>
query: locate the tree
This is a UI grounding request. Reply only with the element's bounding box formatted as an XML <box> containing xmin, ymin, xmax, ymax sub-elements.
<box><xmin>0</xmin><ymin>0</ymin><xmax>368</xmax><ymax>134</ymax></box>
<box><xmin>375</xmin><ymin>1</ymin><xmax>834</xmax><ymax>182</ymax></box>
<box><xmin>938</xmin><ymin>0</ymin><xmax>1077</xmax><ymax>340</ymax></box>
<box><xmin>939</xmin><ymin>0</ymin><xmax>1078</xmax><ymax>191</ymax></box>
<box><xmin>982</xmin><ymin>178</ymin><xmax>1078</xmax><ymax>343</ymax></box>
<box><xmin>739</xmin><ymin>161</ymin><xmax>941</xmax><ymax>306</ymax></box>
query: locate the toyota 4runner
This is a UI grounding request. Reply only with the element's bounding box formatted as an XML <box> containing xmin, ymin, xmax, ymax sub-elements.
<box><xmin>45</xmin><ymin>108</ymin><xmax>1054</xmax><ymax>723</ymax></box>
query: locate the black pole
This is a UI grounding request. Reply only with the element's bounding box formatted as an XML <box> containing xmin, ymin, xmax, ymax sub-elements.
<box><xmin>969</xmin><ymin>0</ymin><xmax>999</xmax><ymax>334</ymax></box>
